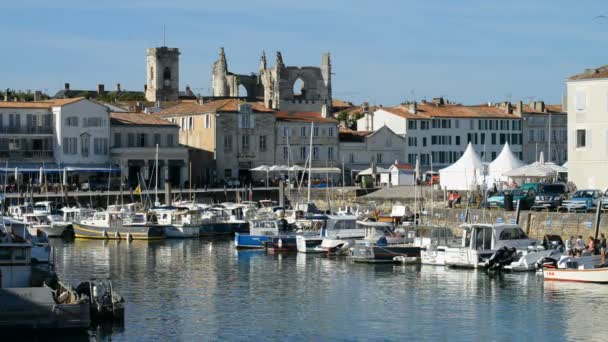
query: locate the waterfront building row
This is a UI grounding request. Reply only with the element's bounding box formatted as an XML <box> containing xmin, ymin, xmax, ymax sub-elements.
<box><xmin>0</xmin><ymin>97</ymin><xmax>189</xmax><ymax>188</ymax></box>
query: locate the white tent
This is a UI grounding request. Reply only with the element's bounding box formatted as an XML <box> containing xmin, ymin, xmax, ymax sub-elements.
<box><xmin>439</xmin><ymin>143</ymin><xmax>483</xmax><ymax>190</ymax></box>
<box><xmin>487</xmin><ymin>142</ymin><xmax>524</xmax><ymax>187</ymax></box>
<box><xmin>503</xmin><ymin>161</ymin><xmax>567</xmax><ymax>179</ymax></box>
<box><xmin>357</xmin><ymin>167</ymin><xmax>389</xmax><ymax>176</ymax></box>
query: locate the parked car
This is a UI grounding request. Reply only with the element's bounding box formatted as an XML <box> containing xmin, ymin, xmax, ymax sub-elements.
<box><xmin>532</xmin><ymin>183</ymin><xmax>568</xmax><ymax>210</ymax></box>
<box><xmin>509</xmin><ymin>188</ymin><xmax>536</xmax><ymax>210</ymax></box>
<box><xmin>562</xmin><ymin>189</ymin><xmax>602</xmax><ymax>212</ymax></box>
<box><xmin>487</xmin><ymin>190</ymin><xmax>507</xmax><ymax>208</ymax></box>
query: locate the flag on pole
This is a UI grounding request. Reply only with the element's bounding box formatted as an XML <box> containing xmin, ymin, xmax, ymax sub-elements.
<box><xmin>134</xmin><ymin>184</ymin><xmax>142</xmax><ymax>195</ymax></box>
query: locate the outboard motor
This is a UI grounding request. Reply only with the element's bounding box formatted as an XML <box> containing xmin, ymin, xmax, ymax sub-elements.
<box><xmin>486</xmin><ymin>247</ymin><xmax>518</xmax><ymax>270</ymax></box>
<box><xmin>536</xmin><ymin>256</ymin><xmax>558</xmax><ymax>270</ymax></box>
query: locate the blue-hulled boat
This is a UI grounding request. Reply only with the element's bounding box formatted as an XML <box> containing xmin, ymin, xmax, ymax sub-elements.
<box><xmin>234</xmin><ymin>219</ymin><xmax>291</xmax><ymax>249</ymax></box>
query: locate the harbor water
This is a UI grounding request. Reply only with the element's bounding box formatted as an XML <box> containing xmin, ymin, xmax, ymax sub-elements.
<box><xmin>50</xmin><ymin>238</ymin><xmax>606</xmax><ymax>341</ymax></box>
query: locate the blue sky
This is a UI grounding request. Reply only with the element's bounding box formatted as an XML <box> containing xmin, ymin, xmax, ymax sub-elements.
<box><xmin>1</xmin><ymin>0</ymin><xmax>607</xmax><ymax>105</ymax></box>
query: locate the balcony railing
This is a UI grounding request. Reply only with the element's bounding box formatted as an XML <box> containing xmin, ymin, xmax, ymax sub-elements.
<box><xmin>0</xmin><ymin>126</ymin><xmax>53</xmax><ymax>134</ymax></box>
<box><xmin>0</xmin><ymin>150</ymin><xmax>54</xmax><ymax>159</ymax></box>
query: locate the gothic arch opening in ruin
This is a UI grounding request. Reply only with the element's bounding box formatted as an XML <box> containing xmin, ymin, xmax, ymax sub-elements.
<box><xmin>292</xmin><ymin>78</ymin><xmax>305</xmax><ymax>99</ymax></box>
<box><xmin>238</xmin><ymin>84</ymin><xmax>248</xmax><ymax>97</ymax></box>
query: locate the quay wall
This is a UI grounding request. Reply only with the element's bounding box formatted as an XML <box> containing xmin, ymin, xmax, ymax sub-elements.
<box><xmin>286</xmin><ymin>186</ymin><xmax>607</xmax><ymax>241</ymax></box>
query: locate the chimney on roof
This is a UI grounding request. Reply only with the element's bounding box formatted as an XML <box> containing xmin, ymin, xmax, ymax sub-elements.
<box><xmin>534</xmin><ymin>101</ymin><xmax>545</xmax><ymax>113</ymax></box>
<box><xmin>34</xmin><ymin>91</ymin><xmax>42</xmax><ymax>101</ymax></box>
<box><xmin>408</xmin><ymin>101</ymin><xmax>417</xmax><ymax>114</ymax></box>
<box><xmin>515</xmin><ymin>101</ymin><xmax>523</xmax><ymax>115</ymax></box>
<box><xmin>432</xmin><ymin>97</ymin><xmax>444</xmax><ymax>107</ymax></box>
<box><xmin>321</xmin><ymin>104</ymin><xmax>329</xmax><ymax>118</ymax></box>
<box><xmin>504</xmin><ymin>102</ymin><xmax>513</xmax><ymax>114</ymax></box>
<box><xmin>64</xmin><ymin>83</ymin><xmax>70</xmax><ymax>91</ymax></box>
<box><xmin>97</xmin><ymin>84</ymin><xmax>105</xmax><ymax>96</ymax></box>
<box><xmin>116</xmin><ymin>83</ymin><xmax>122</xmax><ymax>92</ymax></box>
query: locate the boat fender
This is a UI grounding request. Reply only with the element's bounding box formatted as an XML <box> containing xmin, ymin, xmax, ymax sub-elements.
<box><xmin>278</xmin><ymin>239</ymin><xmax>283</xmax><ymax>249</ymax></box>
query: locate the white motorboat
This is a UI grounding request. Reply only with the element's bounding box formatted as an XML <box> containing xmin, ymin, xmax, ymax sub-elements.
<box><xmin>414</xmin><ymin>226</ymin><xmax>461</xmax><ymax>266</ymax></box>
<box><xmin>543</xmin><ymin>267</ymin><xmax>608</xmax><ymax>283</ymax></box>
<box><xmin>22</xmin><ymin>213</ymin><xmax>68</xmax><ymax>238</ymax></box>
<box><xmin>444</xmin><ymin>224</ymin><xmax>537</xmax><ymax>269</ymax></box>
<box><xmin>2</xmin><ymin>216</ymin><xmax>51</xmax><ymax>263</ymax></box>
<box><xmin>7</xmin><ymin>204</ymin><xmax>33</xmax><ymax>220</ymax></box>
<box><xmin>297</xmin><ymin>215</ymin><xmax>359</xmax><ymax>253</ymax></box>
<box><xmin>153</xmin><ymin>206</ymin><xmax>201</xmax><ymax>238</ymax></box>
<box><xmin>32</xmin><ymin>201</ymin><xmax>62</xmax><ymax>215</ymax></box>
<box><xmin>543</xmin><ymin>254</ymin><xmax>607</xmax><ymax>283</ymax></box>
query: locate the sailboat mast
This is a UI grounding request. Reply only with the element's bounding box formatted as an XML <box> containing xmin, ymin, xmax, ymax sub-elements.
<box><xmin>307</xmin><ymin>122</ymin><xmax>314</xmax><ymax>203</ymax></box>
<box><xmin>155</xmin><ymin>143</ymin><xmax>159</xmax><ymax>205</ymax></box>
<box><xmin>430</xmin><ymin>154</ymin><xmax>433</xmax><ymax>226</ymax></box>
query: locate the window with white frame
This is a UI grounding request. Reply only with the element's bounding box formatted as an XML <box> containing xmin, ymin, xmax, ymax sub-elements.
<box><xmin>328</xmin><ymin>147</ymin><xmax>334</xmax><ymax>160</ymax></box>
<box><xmin>576</xmin><ymin>91</ymin><xmax>587</xmax><ymax>112</ymax></box>
<box><xmin>259</xmin><ymin>135</ymin><xmax>267</xmax><ymax>151</ymax></box>
<box><xmin>224</xmin><ymin>135</ymin><xmax>232</xmax><ymax>151</ymax></box>
<box><xmin>65</xmin><ymin>116</ymin><xmax>79</xmax><ymax>127</ymax></box>
<box><xmin>205</xmin><ymin>114</ymin><xmax>210</xmax><ymax>128</ymax></box>
<box><xmin>283</xmin><ymin>146</ymin><xmax>289</xmax><ymax>160</ymax></box>
<box><xmin>313</xmin><ymin>146</ymin><xmax>319</xmax><ymax>160</ymax></box>
<box><xmin>376</xmin><ymin>153</ymin><xmax>383</xmax><ymax>163</ymax></box>
<box><xmin>349</xmin><ymin>153</ymin><xmax>354</xmax><ymax>163</ymax></box>
<box><xmin>241</xmin><ymin>135</ymin><xmax>250</xmax><ymax>150</ymax></box>
<box><xmin>328</xmin><ymin>127</ymin><xmax>334</xmax><ymax>137</ymax></box>
<box><xmin>189</xmin><ymin>116</ymin><xmax>194</xmax><ymax>130</ymax></box>
<box><xmin>83</xmin><ymin>117</ymin><xmax>104</xmax><ymax>127</ymax></box>
<box><xmin>80</xmin><ymin>133</ymin><xmax>90</xmax><ymax>157</ymax></box>
<box><xmin>314</xmin><ymin>126</ymin><xmax>319</xmax><ymax>137</ymax></box>
<box><xmin>300</xmin><ymin>126</ymin><xmax>306</xmax><ymax>137</ymax></box>
<box><xmin>299</xmin><ymin>146</ymin><xmax>306</xmax><ymax>159</ymax></box>
<box><xmin>576</xmin><ymin>129</ymin><xmax>586</xmax><ymax>148</ymax></box>
<box><xmin>239</xmin><ymin>113</ymin><xmax>253</xmax><ymax>128</ymax></box>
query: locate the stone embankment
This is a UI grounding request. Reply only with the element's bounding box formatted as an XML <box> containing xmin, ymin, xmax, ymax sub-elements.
<box><xmin>285</xmin><ymin>185</ymin><xmax>607</xmax><ymax>240</ymax></box>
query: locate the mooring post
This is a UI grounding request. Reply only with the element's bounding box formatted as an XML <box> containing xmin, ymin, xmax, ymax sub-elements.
<box><xmin>594</xmin><ymin>199</ymin><xmax>602</xmax><ymax>239</ymax></box>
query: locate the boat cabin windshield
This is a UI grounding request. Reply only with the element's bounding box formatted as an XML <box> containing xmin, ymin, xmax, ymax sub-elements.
<box><xmin>498</xmin><ymin>227</ymin><xmax>528</xmax><ymax>240</ymax></box>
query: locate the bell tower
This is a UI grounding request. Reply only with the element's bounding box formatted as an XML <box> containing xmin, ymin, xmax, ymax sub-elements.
<box><xmin>146</xmin><ymin>47</ymin><xmax>180</xmax><ymax>102</ymax></box>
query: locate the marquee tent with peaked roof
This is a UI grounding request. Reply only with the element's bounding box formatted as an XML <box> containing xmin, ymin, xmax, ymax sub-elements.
<box><xmin>439</xmin><ymin>143</ymin><xmax>483</xmax><ymax>190</ymax></box>
<box><xmin>487</xmin><ymin>142</ymin><xmax>524</xmax><ymax>187</ymax></box>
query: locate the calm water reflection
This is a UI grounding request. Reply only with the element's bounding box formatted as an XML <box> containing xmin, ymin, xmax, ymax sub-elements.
<box><xmin>46</xmin><ymin>238</ymin><xmax>607</xmax><ymax>341</ymax></box>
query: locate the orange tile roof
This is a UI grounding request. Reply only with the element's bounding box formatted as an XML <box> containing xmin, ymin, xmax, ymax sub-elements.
<box><xmin>110</xmin><ymin>112</ymin><xmax>176</xmax><ymax>126</ymax></box>
<box><xmin>275</xmin><ymin>111</ymin><xmax>338</xmax><ymax>123</ymax></box>
<box><xmin>381</xmin><ymin>102</ymin><xmax>519</xmax><ymax>119</ymax></box>
<box><xmin>155</xmin><ymin>98</ymin><xmax>273</xmax><ymax>117</ymax></box>
<box><xmin>569</xmin><ymin>65</ymin><xmax>608</xmax><ymax>81</ymax></box>
<box><xmin>332</xmin><ymin>99</ymin><xmax>354</xmax><ymax>108</ymax></box>
<box><xmin>522</xmin><ymin>104</ymin><xmax>565</xmax><ymax>114</ymax></box>
<box><xmin>0</xmin><ymin>97</ymin><xmax>85</xmax><ymax>109</ymax></box>
<box><xmin>392</xmin><ymin>163</ymin><xmax>414</xmax><ymax>170</ymax></box>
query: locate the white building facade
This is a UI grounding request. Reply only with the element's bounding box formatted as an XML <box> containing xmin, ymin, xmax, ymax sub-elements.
<box><xmin>566</xmin><ymin>67</ymin><xmax>608</xmax><ymax>189</ymax></box>
<box><xmin>110</xmin><ymin>112</ymin><xmax>189</xmax><ymax>188</ymax></box>
<box><xmin>339</xmin><ymin>126</ymin><xmax>405</xmax><ymax>171</ymax></box>
<box><xmin>358</xmin><ymin>100</ymin><xmax>523</xmax><ymax>170</ymax></box>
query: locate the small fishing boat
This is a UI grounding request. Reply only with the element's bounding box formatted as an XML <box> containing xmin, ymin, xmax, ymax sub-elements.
<box><xmin>23</xmin><ymin>213</ymin><xmax>69</xmax><ymax>238</ymax></box>
<box><xmin>296</xmin><ymin>215</ymin><xmax>358</xmax><ymax>253</ymax></box>
<box><xmin>543</xmin><ymin>267</ymin><xmax>608</xmax><ymax>283</ymax></box>
<box><xmin>235</xmin><ymin>219</ymin><xmax>291</xmax><ymax>249</ymax></box>
<box><xmin>153</xmin><ymin>206</ymin><xmax>201</xmax><ymax>238</ymax></box>
<box><xmin>73</xmin><ymin>211</ymin><xmax>165</xmax><ymax>240</ymax></box>
<box><xmin>348</xmin><ymin>224</ymin><xmax>420</xmax><ymax>263</ymax></box>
